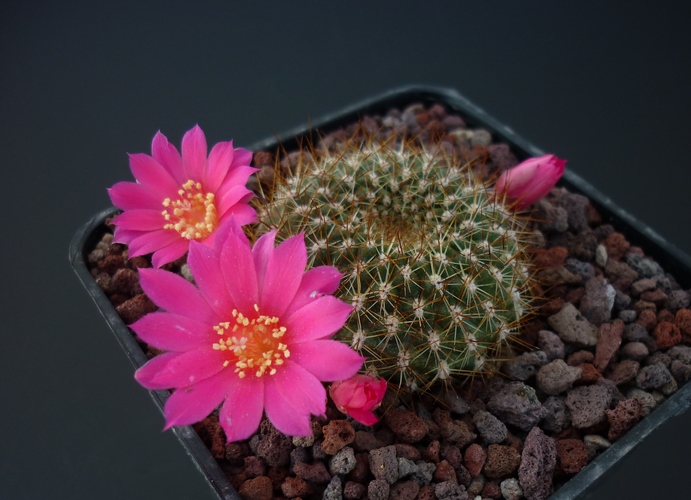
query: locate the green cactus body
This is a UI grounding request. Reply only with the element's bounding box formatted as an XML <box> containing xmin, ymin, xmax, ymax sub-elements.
<box><xmin>255</xmin><ymin>133</ymin><xmax>534</xmax><ymax>392</ymax></box>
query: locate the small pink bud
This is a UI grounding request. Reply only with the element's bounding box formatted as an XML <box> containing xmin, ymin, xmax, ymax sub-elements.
<box><xmin>494</xmin><ymin>154</ymin><xmax>566</xmax><ymax>210</ymax></box>
<box><xmin>329</xmin><ymin>375</ymin><xmax>387</xmax><ymax>426</ymax></box>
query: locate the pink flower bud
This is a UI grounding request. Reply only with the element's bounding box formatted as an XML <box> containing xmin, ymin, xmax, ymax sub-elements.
<box><xmin>494</xmin><ymin>154</ymin><xmax>566</xmax><ymax>210</ymax></box>
<box><xmin>329</xmin><ymin>375</ymin><xmax>387</xmax><ymax>426</ymax></box>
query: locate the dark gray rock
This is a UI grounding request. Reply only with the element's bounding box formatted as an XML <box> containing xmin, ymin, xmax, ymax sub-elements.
<box><xmin>665</xmin><ymin>290</ymin><xmax>691</xmax><ymax>312</ymax></box>
<box><xmin>565</xmin><ymin>385</ymin><xmax>612</xmax><ymax>428</ymax></box>
<box><xmin>503</xmin><ymin>350</ymin><xmax>549</xmax><ymax>380</ymax></box>
<box><xmin>473</xmin><ymin>410</ymin><xmax>508</xmax><ymax>444</ymax></box>
<box><xmin>579</xmin><ymin>276</ymin><xmax>616</xmax><ymax>326</ymax></box>
<box><xmin>519</xmin><ymin>427</ymin><xmax>556</xmax><ymax>500</ymax></box>
<box><xmin>564</xmin><ymin>258</ymin><xmax>595</xmax><ymax>281</ymax></box>
<box><xmin>618</xmin><ymin>310</ymin><xmax>637</xmax><ymax>323</ymax></box>
<box><xmin>542</xmin><ymin>396</ymin><xmax>571</xmax><ymax>433</ymax></box>
<box><xmin>626</xmin><ymin>254</ymin><xmax>664</xmax><ymax>278</ymax></box>
<box><xmin>435</xmin><ymin>480</ymin><xmax>469</xmax><ymax>500</ymax></box>
<box><xmin>367</xmin><ymin>479</ymin><xmax>390</xmax><ymax>500</ymax></box>
<box><xmin>487</xmin><ymin>382</ymin><xmax>546</xmax><ymax>431</ymax></box>
<box><xmin>636</xmin><ymin>363</ymin><xmax>673</xmax><ymax>390</ymax></box>
<box><xmin>538</xmin><ymin>330</ymin><xmax>566</xmax><ymax>361</ymax></box>
<box><xmin>329</xmin><ymin>447</ymin><xmax>356</xmax><ymax>475</ymax></box>
<box><xmin>536</xmin><ymin>359</ymin><xmax>582</xmax><ymax>396</ymax></box>
<box><xmin>368</xmin><ymin>446</ymin><xmax>399</xmax><ymax>484</ymax></box>
<box><xmin>548</xmin><ymin>303</ymin><xmax>599</xmax><ymax>347</ymax></box>
<box><xmin>323</xmin><ymin>476</ymin><xmax>342</xmax><ymax>500</ymax></box>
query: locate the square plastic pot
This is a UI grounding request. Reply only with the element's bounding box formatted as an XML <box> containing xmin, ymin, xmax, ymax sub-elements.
<box><xmin>70</xmin><ymin>85</ymin><xmax>691</xmax><ymax>499</ymax></box>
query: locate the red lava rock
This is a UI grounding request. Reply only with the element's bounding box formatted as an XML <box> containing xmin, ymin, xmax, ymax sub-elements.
<box><xmin>653</xmin><ymin>321</ymin><xmax>682</xmax><ymax>349</ymax></box>
<box><xmin>578</xmin><ymin>363</ymin><xmax>603</xmax><ymax>384</ymax></box>
<box><xmin>343</xmin><ymin>480</ymin><xmax>366</xmax><ymax>500</ymax></box>
<box><xmin>675</xmin><ymin>309</ymin><xmax>691</xmax><ymax>342</ymax></box>
<box><xmin>98</xmin><ymin>253</ymin><xmax>125</xmax><ymax>274</ymax></box>
<box><xmin>464</xmin><ymin>443</ymin><xmax>487</xmax><ymax>477</ymax></box>
<box><xmin>416</xmin><ymin>485</ymin><xmax>436</xmax><ymax>500</ymax></box>
<box><xmin>658</xmin><ymin>309</ymin><xmax>676</xmax><ymax>324</ymax></box>
<box><xmin>353</xmin><ymin>430</ymin><xmax>382</xmax><ymax>451</ymax></box>
<box><xmin>116</xmin><ymin>293</ymin><xmax>158</xmax><ymax>324</ymax></box>
<box><xmin>111</xmin><ymin>268</ymin><xmax>143</xmax><ymax>295</ymax></box>
<box><xmin>267</xmin><ymin>466</ymin><xmax>289</xmax><ymax>492</ymax></box>
<box><xmin>606</xmin><ymin>398</ymin><xmax>644</xmax><ymax>441</ymax></box>
<box><xmin>567</xmin><ymin>350</ymin><xmax>595</xmax><ymax>366</ymax></box>
<box><xmin>225</xmin><ymin>441</ymin><xmax>251</xmax><ymax>463</ymax></box>
<box><xmin>440</xmin><ymin>443</ymin><xmax>463</xmax><ymax>469</ymax></box>
<box><xmin>484</xmin><ymin>444</ymin><xmax>521</xmax><ymax>479</ymax></box>
<box><xmin>244</xmin><ymin>456</ymin><xmax>267</xmax><ymax>479</ymax></box>
<box><xmin>384</xmin><ymin>407</ymin><xmax>427</xmax><ymax>443</ymax></box>
<box><xmin>239</xmin><ymin>476</ymin><xmax>273</xmax><ymax>500</ymax></box>
<box><xmin>322</xmin><ymin>419</ymin><xmax>356</xmax><ymax>454</ymax></box>
<box><xmin>293</xmin><ymin>461</ymin><xmax>331</xmax><ymax>484</ymax></box>
<box><xmin>594</xmin><ymin>319</ymin><xmax>624</xmax><ymax>372</ymax></box>
<box><xmin>390</xmin><ymin>480</ymin><xmax>421</xmax><ymax>499</ymax></box>
<box><xmin>607</xmin><ymin>359</ymin><xmax>640</xmax><ymax>386</ymax></box>
<box><xmin>433</xmin><ymin>459</ymin><xmax>457</xmax><ymax>483</ymax></box>
<box><xmin>481</xmin><ymin>480</ymin><xmax>502</xmax><ymax>499</ymax></box>
<box><xmin>281</xmin><ymin>476</ymin><xmax>312</xmax><ymax>498</ymax></box>
<box><xmin>256</xmin><ymin>420</ymin><xmax>292</xmax><ymax>467</ymax></box>
<box><xmin>542</xmin><ymin>298</ymin><xmax>566</xmax><ymax>316</ymax></box>
<box><xmin>252</xmin><ymin>150</ymin><xmax>274</xmax><ymax>167</ymax></box>
<box><xmin>641</xmin><ymin>288</ymin><xmax>668</xmax><ymax>306</ymax></box>
<box><xmin>422</xmin><ymin>440</ymin><xmax>440</xmax><ymax>463</ymax></box>
<box><xmin>565</xmin><ymin>286</ymin><xmax>586</xmax><ymax>306</ymax></box>
<box><xmin>555</xmin><ymin>439</ymin><xmax>589</xmax><ymax>475</ymax></box>
<box><xmin>347</xmin><ymin>453</ymin><xmax>370</xmax><ymax>483</ymax></box>
<box><xmin>532</xmin><ymin>246</ymin><xmax>569</xmax><ymax>269</ymax></box>
<box><xmin>394</xmin><ymin>443</ymin><xmax>421</xmax><ymax>461</ymax></box>
<box><xmin>602</xmin><ymin>232</ymin><xmax>630</xmax><ymax>260</ymax></box>
<box><xmin>192</xmin><ymin>416</ymin><xmax>225</xmax><ymax>459</ymax></box>
<box><xmin>636</xmin><ymin>309</ymin><xmax>658</xmax><ymax>332</ymax></box>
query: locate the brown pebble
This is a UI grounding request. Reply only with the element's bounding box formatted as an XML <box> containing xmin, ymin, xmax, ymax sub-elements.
<box><xmin>343</xmin><ymin>480</ymin><xmax>366</xmax><ymax>500</ymax></box>
<box><xmin>578</xmin><ymin>363</ymin><xmax>603</xmax><ymax>384</ymax></box>
<box><xmin>542</xmin><ymin>298</ymin><xmax>566</xmax><ymax>316</ymax></box>
<box><xmin>239</xmin><ymin>476</ymin><xmax>273</xmax><ymax>500</ymax></box>
<box><xmin>641</xmin><ymin>289</ymin><xmax>668</xmax><ymax>306</ymax></box>
<box><xmin>281</xmin><ymin>476</ymin><xmax>312</xmax><ymax>498</ymax></box>
<box><xmin>555</xmin><ymin>439</ymin><xmax>589</xmax><ymax>475</ymax></box>
<box><xmin>532</xmin><ymin>246</ymin><xmax>569</xmax><ymax>269</ymax></box>
<box><xmin>602</xmin><ymin>232</ymin><xmax>630</xmax><ymax>260</ymax></box>
<box><xmin>594</xmin><ymin>320</ymin><xmax>624</xmax><ymax>372</ymax></box>
<box><xmin>98</xmin><ymin>253</ymin><xmax>125</xmax><ymax>275</ymax></box>
<box><xmin>116</xmin><ymin>293</ymin><xmax>158</xmax><ymax>324</ymax></box>
<box><xmin>567</xmin><ymin>350</ymin><xmax>595</xmax><ymax>366</ymax></box>
<box><xmin>347</xmin><ymin>453</ymin><xmax>370</xmax><ymax>483</ymax></box>
<box><xmin>293</xmin><ymin>461</ymin><xmax>331</xmax><ymax>484</ymax></box>
<box><xmin>433</xmin><ymin>459</ymin><xmax>457</xmax><ymax>483</ymax></box>
<box><xmin>606</xmin><ymin>398</ymin><xmax>644</xmax><ymax>441</ymax></box>
<box><xmin>321</xmin><ymin>419</ymin><xmax>355</xmax><ymax>455</ymax></box>
<box><xmin>676</xmin><ymin>309</ymin><xmax>691</xmax><ymax>343</ymax></box>
<box><xmin>422</xmin><ymin>440</ymin><xmax>440</xmax><ymax>463</ymax></box>
<box><xmin>464</xmin><ymin>443</ymin><xmax>487</xmax><ymax>477</ymax></box>
<box><xmin>384</xmin><ymin>407</ymin><xmax>427</xmax><ymax>443</ymax></box>
<box><xmin>416</xmin><ymin>485</ymin><xmax>436</xmax><ymax>500</ymax></box>
<box><xmin>607</xmin><ymin>359</ymin><xmax>640</xmax><ymax>386</ymax></box>
<box><xmin>127</xmin><ymin>255</ymin><xmax>150</xmax><ymax>269</ymax></box>
<box><xmin>658</xmin><ymin>309</ymin><xmax>675</xmax><ymax>324</ymax></box>
<box><xmin>394</xmin><ymin>443</ymin><xmax>421</xmax><ymax>461</ymax></box>
<box><xmin>484</xmin><ymin>444</ymin><xmax>521</xmax><ymax>479</ymax></box>
<box><xmin>481</xmin><ymin>480</ymin><xmax>502</xmax><ymax>499</ymax></box>
<box><xmin>653</xmin><ymin>321</ymin><xmax>682</xmax><ymax>349</ymax></box>
<box><xmin>192</xmin><ymin>416</ymin><xmax>225</xmax><ymax>460</ymax></box>
<box><xmin>244</xmin><ymin>456</ymin><xmax>266</xmax><ymax>479</ymax></box>
<box><xmin>636</xmin><ymin>309</ymin><xmax>658</xmax><ymax>332</ymax></box>
<box><xmin>111</xmin><ymin>268</ymin><xmax>143</xmax><ymax>296</ymax></box>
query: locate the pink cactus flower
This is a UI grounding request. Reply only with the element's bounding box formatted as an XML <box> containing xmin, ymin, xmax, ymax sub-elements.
<box><xmin>132</xmin><ymin>219</ymin><xmax>365</xmax><ymax>441</ymax></box>
<box><xmin>494</xmin><ymin>154</ymin><xmax>566</xmax><ymax>210</ymax></box>
<box><xmin>329</xmin><ymin>374</ymin><xmax>387</xmax><ymax>426</ymax></box>
<box><xmin>108</xmin><ymin>125</ymin><xmax>258</xmax><ymax>267</ymax></box>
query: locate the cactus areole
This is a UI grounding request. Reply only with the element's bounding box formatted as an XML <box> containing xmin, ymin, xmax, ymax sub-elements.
<box><xmin>255</xmin><ymin>130</ymin><xmax>536</xmax><ymax>393</ymax></box>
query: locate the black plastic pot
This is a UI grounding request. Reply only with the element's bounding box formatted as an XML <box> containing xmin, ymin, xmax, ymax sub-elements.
<box><xmin>70</xmin><ymin>85</ymin><xmax>691</xmax><ymax>499</ymax></box>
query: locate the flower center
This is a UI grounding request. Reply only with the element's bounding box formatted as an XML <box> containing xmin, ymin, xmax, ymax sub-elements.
<box><xmin>162</xmin><ymin>180</ymin><xmax>218</xmax><ymax>240</ymax></box>
<box><xmin>212</xmin><ymin>305</ymin><xmax>290</xmax><ymax>378</ymax></box>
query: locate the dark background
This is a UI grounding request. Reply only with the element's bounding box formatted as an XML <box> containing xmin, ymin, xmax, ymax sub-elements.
<box><xmin>3</xmin><ymin>1</ymin><xmax>691</xmax><ymax>498</ymax></box>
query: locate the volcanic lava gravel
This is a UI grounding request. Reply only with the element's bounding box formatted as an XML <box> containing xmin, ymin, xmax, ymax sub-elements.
<box><xmin>88</xmin><ymin>103</ymin><xmax>691</xmax><ymax>499</ymax></box>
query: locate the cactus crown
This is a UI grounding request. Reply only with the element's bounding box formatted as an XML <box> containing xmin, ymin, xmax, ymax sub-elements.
<box><xmin>253</xmin><ymin>128</ymin><xmax>535</xmax><ymax>393</ymax></box>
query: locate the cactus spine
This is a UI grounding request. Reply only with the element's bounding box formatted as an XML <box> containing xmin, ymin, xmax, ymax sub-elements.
<box><xmin>255</xmin><ymin>130</ymin><xmax>535</xmax><ymax>393</ymax></box>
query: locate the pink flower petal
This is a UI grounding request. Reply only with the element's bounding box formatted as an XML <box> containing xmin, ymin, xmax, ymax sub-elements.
<box><xmin>131</xmin><ymin>312</ymin><xmax>215</xmax><ymax>352</ymax></box>
<box><xmin>218</xmin><ymin>184</ymin><xmax>256</xmax><ymax>215</ymax></box>
<box><xmin>187</xmin><ymin>241</ymin><xmax>234</xmax><ymax>318</ymax></box>
<box><xmin>284</xmin><ymin>296</ymin><xmax>354</xmax><ymax>343</ymax></box>
<box><xmin>231</xmin><ymin>148</ymin><xmax>253</xmax><ymax>169</ymax></box>
<box><xmin>108</xmin><ymin>181</ymin><xmax>161</xmax><ymax>211</ymax></box>
<box><xmin>126</xmin><ymin>229</ymin><xmax>180</xmax><ymax>258</ymax></box>
<box><xmin>217</xmin><ymin>199</ymin><xmax>257</xmax><ymax>228</ymax></box>
<box><xmin>264</xmin><ymin>378</ymin><xmax>313</xmax><ymax>436</ymax></box>
<box><xmin>219</xmin><ymin>376</ymin><xmax>265</xmax><ymax>442</ymax></box>
<box><xmin>151</xmin><ymin>131</ymin><xmax>186</xmax><ymax>184</ymax></box>
<box><xmin>112</xmin><ymin>209</ymin><xmax>166</xmax><ymax>231</ymax></box>
<box><xmin>151</xmin><ymin>239</ymin><xmax>190</xmax><ymax>268</ymax></box>
<box><xmin>259</xmin><ymin>234</ymin><xmax>307</xmax><ymax>317</ymax></box>
<box><xmin>272</xmin><ymin>361</ymin><xmax>327</xmax><ymax>417</ymax></box>
<box><xmin>181</xmin><ymin>125</ymin><xmax>207</xmax><ymax>181</ymax></box>
<box><xmin>218</xmin><ymin>164</ymin><xmax>258</xmax><ymax>195</ymax></box>
<box><xmin>283</xmin><ymin>266</ymin><xmax>343</xmax><ymax>318</ymax></box>
<box><xmin>220</xmin><ymin>224</ymin><xmax>259</xmax><ymax>314</ymax></box>
<box><xmin>135</xmin><ymin>351</ymin><xmax>180</xmax><ymax>390</ymax></box>
<box><xmin>139</xmin><ymin>268</ymin><xmax>217</xmax><ymax>324</ymax></box>
<box><xmin>204</xmin><ymin>140</ymin><xmax>235</xmax><ymax>193</ymax></box>
<box><xmin>143</xmin><ymin>348</ymin><xmax>228</xmax><ymax>389</ymax></box>
<box><xmin>129</xmin><ymin>152</ymin><xmax>180</xmax><ymax>197</ymax></box>
<box><xmin>290</xmin><ymin>340</ymin><xmax>364</xmax><ymax>381</ymax></box>
<box><xmin>346</xmin><ymin>408</ymin><xmax>379</xmax><ymax>426</ymax></box>
<box><xmin>163</xmin><ymin>371</ymin><xmax>231</xmax><ymax>429</ymax></box>
<box><xmin>251</xmin><ymin>230</ymin><xmax>277</xmax><ymax>298</ymax></box>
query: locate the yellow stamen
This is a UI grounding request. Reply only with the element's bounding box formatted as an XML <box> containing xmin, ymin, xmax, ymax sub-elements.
<box><xmin>211</xmin><ymin>307</ymin><xmax>289</xmax><ymax>378</ymax></box>
<box><xmin>162</xmin><ymin>179</ymin><xmax>218</xmax><ymax>240</ymax></box>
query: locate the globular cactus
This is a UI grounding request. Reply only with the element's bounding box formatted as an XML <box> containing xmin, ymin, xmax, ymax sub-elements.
<box><xmin>254</xmin><ymin>130</ymin><xmax>536</xmax><ymax>393</ymax></box>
